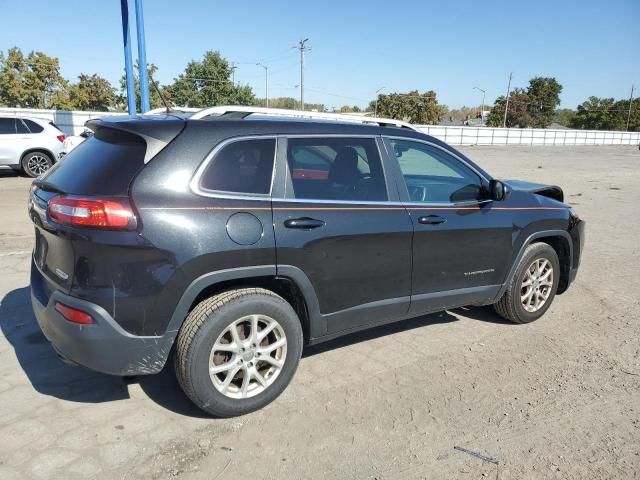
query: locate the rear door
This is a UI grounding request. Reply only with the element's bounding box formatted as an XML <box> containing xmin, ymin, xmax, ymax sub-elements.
<box><xmin>383</xmin><ymin>137</ymin><xmax>513</xmax><ymax>315</ymax></box>
<box><xmin>0</xmin><ymin>117</ymin><xmax>24</xmax><ymax>165</ymax></box>
<box><xmin>273</xmin><ymin>135</ymin><xmax>413</xmax><ymax>337</ymax></box>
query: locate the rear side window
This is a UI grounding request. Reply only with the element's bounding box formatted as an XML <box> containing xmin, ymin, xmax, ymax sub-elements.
<box><xmin>200</xmin><ymin>138</ymin><xmax>275</xmax><ymax>194</ymax></box>
<box><xmin>0</xmin><ymin>118</ymin><xmax>16</xmax><ymax>134</ymax></box>
<box><xmin>41</xmin><ymin>128</ymin><xmax>146</xmax><ymax>195</ymax></box>
<box><xmin>23</xmin><ymin>119</ymin><xmax>44</xmax><ymax>133</ymax></box>
<box><xmin>16</xmin><ymin>119</ymin><xmax>29</xmax><ymax>134</ymax></box>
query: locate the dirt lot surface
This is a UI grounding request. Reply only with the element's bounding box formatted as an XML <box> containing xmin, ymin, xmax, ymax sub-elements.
<box><xmin>0</xmin><ymin>146</ymin><xmax>638</xmax><ymax>479</ymax></box>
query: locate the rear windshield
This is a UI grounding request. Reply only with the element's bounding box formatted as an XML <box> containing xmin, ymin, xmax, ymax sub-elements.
<box><xmin>41</xmin><ymin>128</ymin><xmax>146</xmax><ymax>195</ymax></box>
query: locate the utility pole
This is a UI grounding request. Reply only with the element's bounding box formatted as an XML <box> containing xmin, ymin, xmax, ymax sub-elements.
<box><xmin>375</xmin><ymin>86</ymin><xmax>385</xmax><ymax>116</ymax></box>
<box><xmin>626</xmin><ymin>84</ymin><xmax>635</xmax><ymax>131</ymax></box>
<box><xmin>293</xmin><ymin>39</ymin><xmax>310</xmax><ymax>110</ymax></box>
<box><xmin>503</xmin><ymin>72</ymin><xmax>512</xmax><ymax>128</ymax></box>
<box><xmin>231</xmin><ymin>62</ymin><xmax>236</xmax><ymax>85</ymax></box>
<box><xmin>473</xmin><ymin>86</ymin><xmax>486</xmax><ymax>123</ymax></box>
<box><xmin>257</xmin><ymin>63</ymin><xmax>269</xmax><ymax>108</ymax></box>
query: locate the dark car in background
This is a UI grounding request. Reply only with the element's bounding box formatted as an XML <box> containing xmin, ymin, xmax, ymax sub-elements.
<box><xmin>28</xmin><ymin>107</ymin><xmax>584</xmax><ymax>417</ymax></box>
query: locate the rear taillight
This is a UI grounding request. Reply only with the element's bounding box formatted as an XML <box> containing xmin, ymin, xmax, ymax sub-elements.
<box><xmin>48</xmin><ymin>196</ymin><xmax>136</xmax><ymax>229</ymax></box>
<box><xmin>57</xmin><ymin>135</ymin><xmax>65</xmax><ymax>142</ymax></box>
<box><xmin>55</xmin><ymin>302</ymin><xmax>93</xmax><ymax>325</ymax></box>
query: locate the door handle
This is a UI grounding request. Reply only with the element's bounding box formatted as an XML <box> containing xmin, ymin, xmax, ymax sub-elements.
<box><xmin>284</xmin><ymin>217</ymin><xmax>325</xmax><ymax>229</ymax></box>
<box><xmin>418</xmin><ymin>215</ymin><xmax>447</xmax><ymax>225</ymax></box>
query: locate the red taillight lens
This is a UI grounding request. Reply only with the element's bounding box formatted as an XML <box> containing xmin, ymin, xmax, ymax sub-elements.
<box><xmin>57</xmin><ymin>135</ymin><xmax>65</xmax><ymax>142</ymax></box>
<box><xmin>55</xmin><ymin>302</ymin><xmax>94</xmax><ymax>325</ymax></box>
<box><xmin>48</xmin><ymin>196</ymin><xmax>136</xmax><ymax>229</ymax></box>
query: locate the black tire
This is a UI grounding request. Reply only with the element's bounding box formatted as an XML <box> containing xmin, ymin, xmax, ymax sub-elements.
<box><xmin>174</xmin><ymin>288</ymin><xmax>303</xmax><ymax>417</ymax></box>
<box><xmin>21</xmin><ymin>151</ymin><xmax>53</xmax><ymax>177</ymax></box>
<box><xmin>493</xmin><ymin>242</ymin><xmax>560</xmax><ymax>324</ymax></box>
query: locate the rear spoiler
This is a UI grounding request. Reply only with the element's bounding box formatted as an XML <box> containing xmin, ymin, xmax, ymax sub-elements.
<box><xmin>85</xmin><ymin>116</ymin><xmax>185</xmax><ymax>163</ymax></box>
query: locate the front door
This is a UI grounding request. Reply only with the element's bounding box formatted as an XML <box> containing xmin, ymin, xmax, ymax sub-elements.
<box><xmin>383</xmin><ymin>137</ymin><xmax>513</xmax><ymax>315</ymax></box>
<box><xmin>273</xmin><ymin>135</ymin><xmax>413</xmax><ymax>337</ymax></box>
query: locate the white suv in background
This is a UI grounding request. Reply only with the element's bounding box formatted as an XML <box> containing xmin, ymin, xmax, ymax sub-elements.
<box><xmin>0</xmin><ymin>116</ymin><xmax>65</xmax><ymax>177</ymax></box>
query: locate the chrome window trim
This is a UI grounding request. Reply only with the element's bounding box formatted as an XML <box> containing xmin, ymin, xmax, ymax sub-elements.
<box><xmin>283</xmin><ymin>134</ymin><xmax>392</xmax><ymax>202</ymax></box>
<box><xmin>190</xmin><ymin>135</ymin><xmax>278</xmax><ymax>199</ymax></box>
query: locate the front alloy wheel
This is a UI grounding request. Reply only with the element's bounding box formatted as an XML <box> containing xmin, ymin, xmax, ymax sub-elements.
<box><xmin>493</xmin><ymin>242</ymin><xmax>560</xmax><ymax>324</ymax></box>
<box><xmin>520</xmin><ymin>258</ymin><xmax>554</xmax><ymax>312</ymax></box>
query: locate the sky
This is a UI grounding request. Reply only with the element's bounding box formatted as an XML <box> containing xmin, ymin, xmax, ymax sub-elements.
<box><xmin>0</xmin><ymin>0</ymin><xmax>639</xmax><ymax>110</ymax></box>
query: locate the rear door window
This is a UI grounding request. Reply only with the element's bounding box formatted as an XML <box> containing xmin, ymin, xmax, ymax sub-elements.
<box><xmin>16</xmin><ymin>120</ymin><xmax>30</xmax><ymax>134</ymax></box>
<box><xmin>286</xmin><ymin>137</ymin><xmax>387</xmax><ymax>201</ymax></box>
<box><xmin>0</xmin><ymin>118</ymin><xmax>17</xmax><ymax>134</ymax></box>
<box><xmin>199</xmin><ymin>138</ymin><xmax>275</xmax><ymax>195</ymax></box>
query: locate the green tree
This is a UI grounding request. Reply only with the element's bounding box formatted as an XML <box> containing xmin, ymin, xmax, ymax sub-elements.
<box><xmin>338</xmin><ymin>105</ymin><xmax>361</xmax><ymax>113</ymax></box>
<box><xmin>168</xmin><ymin>51</ymin><xmax>255</xmax><ymax>108</ymax></box>
<box><xmin>487</xmin><ymin>89</ymin><xmax>532</xmax><ymax>127</ymax></box>
<box><xmin>69</xmin><ymin>73</ymin><xmax>116</xmax><ymax>111</ymax></box>
<box><xmin>0</xmin><ymin>47</ymin><xmax>70</xmax><ymax>108</ymax></box>
<box><xmin>527</xmin><ymin>77</ymin><xmax>562</xmax><ymax>127</ymax></box>
<box><xmin>553</xmin><ymin>108</ymin><xmax>576</xmax><ymax>127</ymax></box>
<box><xmin>569</xmin><ymin>97</ymin><xmax>640</xmax><ymax>132</ymax></box>
<box><xmin>369</xmin><ymin>90</ymin><xmax>443</xmax><ymax>124</ymax></box>
<box><xmin>118</xmin><ymin>62</ymin><xmax>170</xmax><ymax>112</ymax></box>
<box><xmin>570</xmin><ymin>97</ymin><xmax>618</xmax><ymax>130</ymax></box>
<box><xmin>487</xmin><ymin>77</ymin><xmax>562</xmax><ymax>128</ymax></box>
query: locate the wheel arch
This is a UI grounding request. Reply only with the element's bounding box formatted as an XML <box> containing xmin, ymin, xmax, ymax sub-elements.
<box><xmin>165</xmin><ymin>266</ymin><xmax>322</xmax><ymax>348</ymax></box>
<box><xmin>496</xmin><ymin>230</ymin><xmax>573</xmax><ymax>300</ymax></box>
<box><xmin>21</xmin><ymin>147</ymin><xmax>56</xmax><ymax>163</ymax></box>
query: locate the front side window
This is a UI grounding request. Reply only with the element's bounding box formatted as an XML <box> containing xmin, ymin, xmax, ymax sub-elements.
<box><xmin>287</xmin><ymin>137</ymin><xmax>387</xmax><ymax>201</ymax></box>
<box><xmin>389</xmin><ymin>139</ymin><xmax>486</xmax><ymax>203</ymax></box>
<box><xmin>200</xmin><ymin>138</ymin><xmax>275</xmax><ymax>194</ymax></box>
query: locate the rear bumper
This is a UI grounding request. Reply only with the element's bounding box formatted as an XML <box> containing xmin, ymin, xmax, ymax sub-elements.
<box><xmin>31</xmin><ymin>260</ymin><xmax>173</xmax><ymax>376</ymax></box>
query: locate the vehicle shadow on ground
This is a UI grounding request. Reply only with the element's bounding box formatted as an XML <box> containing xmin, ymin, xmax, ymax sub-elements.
<box><xmin>0</xmin><ymin>287</ymin><xmax>208</xmax><ymax>418</ymax></box>
<box><xmin>1</xmin><ymin>287</ymin><xmax>509</xmax><ymax>418</ymax></box>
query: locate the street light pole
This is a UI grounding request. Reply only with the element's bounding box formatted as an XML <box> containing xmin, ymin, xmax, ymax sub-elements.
<box><xmin>473</xmin><ymin>86</ymin><xmax>486</xmax><ymax>123</ymax></box>
<box><xmin>257</xmin><ymin>63</ymin><xmax>269</xmax><ymax>108</ymax></box>
<box><xmin>375</xmin><ymin>86</ymin><xmax>385</xmax><ymax>116</ymax></box>
<box><xmin>503</xmin><ymin>72</ymin><xmax>512</xmax><ymax>128</ymax></box>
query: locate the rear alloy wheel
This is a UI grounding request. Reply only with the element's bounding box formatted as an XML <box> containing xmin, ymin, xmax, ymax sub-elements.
<box><xmin>175</xmin><ymin>288</ymin><xmax>303</xmax><ymax>417</ymax></box>
<box><xmin>493</xmin><ymin>242</ymin><xmax>560</xmax><ymax>323</ymax></box>
<box><xmin>22</xmin><ymin>151</ymin><xmax>53</xmax><ymax>177</ymax></box>
<box><xmin>209</xmin><ymin>314</ymin><xmax>287</xmax><ymax>399</ymax></box>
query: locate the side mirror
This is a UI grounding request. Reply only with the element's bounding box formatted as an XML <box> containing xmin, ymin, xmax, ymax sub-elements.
<box><xmin>489</xmin><ymin>179</ymin><xmax>506</xmax><ymax>201</ymax></box>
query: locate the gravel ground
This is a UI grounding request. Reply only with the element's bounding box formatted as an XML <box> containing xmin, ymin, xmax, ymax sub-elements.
<box><xmin>0</xmin><ymin>146</ymin><xmax>638</xmax><ymax>479</ymax></box>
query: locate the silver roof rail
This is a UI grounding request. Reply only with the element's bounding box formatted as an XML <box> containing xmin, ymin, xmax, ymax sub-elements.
<box><xmin>143</xmin><ymin>107</ymin><xmax>201</xmax><ymax>115</ymax></box>
<box><xmin>189</xmin><ymin>105</ymin><xmax>419</xmax><ymax>131</ymax></box>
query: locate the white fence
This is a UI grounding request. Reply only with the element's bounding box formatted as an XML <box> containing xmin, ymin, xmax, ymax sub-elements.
<box><xmin>0</xmin><ymin>107</ymin><xmax>122</xmax><ymax>135</ymax></box>
<box><xmin>2</xmin><ymin>107</ymin><xmax>639</xmax><ymax>146</ymax></box>
<box><xmin>416</xmin><ymin>125</ymin><xmax>640</xmax><ymax>146</ymax></box>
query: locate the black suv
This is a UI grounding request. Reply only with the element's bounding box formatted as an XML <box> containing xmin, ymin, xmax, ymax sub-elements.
<box><xmin>29</xmin><ymin>108</ymin><xmax>584</xmax><ymax>417</ymax></box>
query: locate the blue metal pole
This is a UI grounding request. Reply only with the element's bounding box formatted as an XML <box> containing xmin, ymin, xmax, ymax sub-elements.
<box><xmin>134</xmin><ymin>0</ymin><xmax>150</xmax><ymax>113</ymax></box>
<box><xmin>120</xmin><ymin>0</ymin><xmax>136</xmax><ymax>115</ymax></box>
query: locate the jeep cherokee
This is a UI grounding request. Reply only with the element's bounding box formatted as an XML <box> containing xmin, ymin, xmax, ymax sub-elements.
<box><xmin>29</xmin><ymin>106</ymin><xmax>585</xmax><ymax>417</ymax></box>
